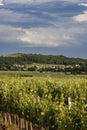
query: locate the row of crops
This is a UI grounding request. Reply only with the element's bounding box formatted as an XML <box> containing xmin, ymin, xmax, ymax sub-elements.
<box><xmin>0</xmin><ymin>76</ymin><xmax>87</xmax><ymax>130</ymax></box>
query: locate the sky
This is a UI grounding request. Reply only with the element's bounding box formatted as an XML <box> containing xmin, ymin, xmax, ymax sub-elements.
<box><xmin>0</xmin><ymin>0</ymin><xmax>87</xmax><ymax>58</ymax></box>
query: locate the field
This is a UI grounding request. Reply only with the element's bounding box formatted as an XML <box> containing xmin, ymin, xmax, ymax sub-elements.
<box><xmin>0</xmin><ymin>71</ymin><xmax>87</xmax><ymax>130</ymax></box>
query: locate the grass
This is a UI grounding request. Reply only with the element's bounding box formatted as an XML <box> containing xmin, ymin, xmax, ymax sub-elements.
<box><xmin>0</xmin><ymin>71</ymin><xmax>87</xmax><ymax>79</ymax></box>
<box><xmin>0</xmin><ymin>71</ymin><xmax>87</xmax><ymax>86</ymax></box>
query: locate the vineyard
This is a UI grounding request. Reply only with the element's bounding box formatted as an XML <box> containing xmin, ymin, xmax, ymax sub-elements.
<box><xmin>0</xmin><ymin>73</ymin><xmax>87</xmax><ymax>130</ymax></box>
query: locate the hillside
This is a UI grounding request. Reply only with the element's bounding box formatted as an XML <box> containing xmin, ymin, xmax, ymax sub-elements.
<box><xmin>5</xmin><ymin>53</ymin><xmax>25</xmax><ymax>58</ymax></box>
<box><xmin>2</xmin><ymin>53</ymin><xmax>87</xmax><ymax>65</ymax></box>
<box><xmin>0</xmin><ymin>53</ymin><xmax>87</xmax><ymax>73</ymax></box>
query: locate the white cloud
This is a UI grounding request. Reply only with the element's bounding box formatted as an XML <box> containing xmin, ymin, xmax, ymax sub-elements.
<box><xmin>0</xmin><ymin>24</ymin><xmax>87</xmax><ymax>47</ymax></box>
<box><xmin>79</xmin><ymin>3</ymin><xmax>87</xmax><ymax>6</ymax></box>
<box><xmin>0</xmin><ymin>8</ymin><xmax>45</xmax><ymax>26</ymax></box>
<box><xmin>5</xmin><ymin>0</ymin><xmax>87</xmax><ymax>5</ymax></box>
<box><xmin>0</xmin><ymin>0</ymin><xmax>4</xmax><ymax>6</ymax></box>
<box><xmin>5</xmin><ymin>0</ymin><xmax>57</xmax><ymax>4</ymax></box>
<box><xmin>0</xmin><ymin>25</ymin><xmax>23</xmax><ymax>42</ymax></box>
<box><xmin>18</xmin><ymin>27</ymin><xmax>81</xmax><ymax>47</ymax></box>
<box><xmin>0</xmin><ymin>9</ymin><xmax>31</xmax><ymax>23</ymax></box>
<box><xmin>62</xmin><ymin>0</ymin><xmax>87</xmax><ymax>4</ymax></box>
<box><xmin>0</xmin><ymin>25</ymin><xmax>73</xmax><ymax>47</ymax></box>
<box><xmin>18</xmin><ymin>28</ymin><xmax>61</xmax><ymax>47</ymax></box>
<box><xmin>73</xmin><ymin>11</ymin><xmax>87</xmax><ymax>22</ymax></box>
<box><xmin>0</xmin><ymin>0</ymin><xmax>87</xmax><ymax>47</ymax></box>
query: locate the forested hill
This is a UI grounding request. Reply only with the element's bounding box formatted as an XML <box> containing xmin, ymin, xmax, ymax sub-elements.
<box><xmin>0</xmin><ymin>53</ymin><xmax>87</xmax><ymax>65</ymax></box>
<box><xmin>0</xmin><ymin>53</ymin><xmax>87</xmax><ymax>72</ymax></box>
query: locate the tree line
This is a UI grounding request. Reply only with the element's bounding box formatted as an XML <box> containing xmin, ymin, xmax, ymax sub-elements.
<box><xmin>0</xmin><ymin>53</ymin><xmax>87</xmax><ymax>73</ymax></box>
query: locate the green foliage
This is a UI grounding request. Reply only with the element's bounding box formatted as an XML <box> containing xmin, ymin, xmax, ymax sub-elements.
<box><xmin>0</xmin><ymin>76</ymin><xmax>87</xmax><ymax>130</ymax></box>
<box><xmin>0</xmin><ymin>53</ymin><xmax>87</xmax><ymax>73</ymax></box>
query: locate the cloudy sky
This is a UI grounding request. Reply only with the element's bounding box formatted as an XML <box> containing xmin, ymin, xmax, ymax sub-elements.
<box><xmin>0</xmin><ymin>0</ymin><xmax>87</xmax><ymax>58</ymax></box>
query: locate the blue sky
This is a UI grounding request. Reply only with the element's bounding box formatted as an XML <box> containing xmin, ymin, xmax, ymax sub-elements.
<box><xmin>0</xmin><ymin>0</ymin><xmax>87</xmax><ymax>58</ymax></box>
